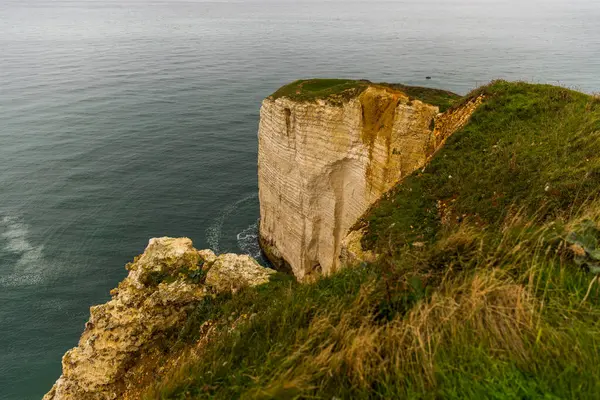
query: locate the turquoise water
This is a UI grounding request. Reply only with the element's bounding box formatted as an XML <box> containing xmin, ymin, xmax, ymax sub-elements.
<box><xmin>1</xmin><ymin>0</ymin><xmax>599</xmax><ymax>398</ymax></box>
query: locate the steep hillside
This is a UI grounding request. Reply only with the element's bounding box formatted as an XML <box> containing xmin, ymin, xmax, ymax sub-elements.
<box><xmin>143</xmin><ymin>82</ymin><xmax>600</xmax><ymax>399</ymax></box>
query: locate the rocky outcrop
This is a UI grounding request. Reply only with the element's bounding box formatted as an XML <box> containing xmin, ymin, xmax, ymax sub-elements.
<box><xmin>206</xmin><ymin>253</ymin><xmax>276</xmax><ymax>293</ymax></box>
<box><xmin>43</xmin><ymin>237</ymin><xmax>274</xmax><ymax>400</ymax></box>
<box><xmin>258</xmin><ymin>83</ymin><xmax>483</xmax><ymax>280</ymax></box>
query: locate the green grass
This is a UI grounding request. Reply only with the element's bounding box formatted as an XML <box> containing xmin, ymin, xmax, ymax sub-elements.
<box><xmin>270</xmin><ymin>79</ymin><xmax>460</xmax><ymax>110</ymax></box>
<box><xmin>143</xmin><ymin>81</ymin><xmax>600</xmax><ymax>399</ymax></box>
<box><xmin>270</xmin><ymin>79</ymin><xmax>369</xmax><ymax>103</ymax></box>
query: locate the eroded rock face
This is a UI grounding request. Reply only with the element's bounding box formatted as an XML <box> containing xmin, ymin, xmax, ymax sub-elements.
<box><xmin>258</xmin><ymin>84</ymin><xmax>483</xmax><ymax>280</ymax></box>
<box><xmin>44</xmin><ymin>237</ymin><xmax>274</xmax><ymax>400</ymax></box>
<box><xmin>206</xmin><ymin>253</ymin><xmax>276</xmax><ymax>293</ymax></box>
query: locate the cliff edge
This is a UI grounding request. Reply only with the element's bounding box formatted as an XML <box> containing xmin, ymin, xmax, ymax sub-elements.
<box><xmin>43</xmin><ymin>237</ymin><xmax>274</xmax><ymax>400</ymax></box>
<box><xmin>258</xmin><ymin>79</ymin><xmax>482</xmax><ymax>280</ymax></box>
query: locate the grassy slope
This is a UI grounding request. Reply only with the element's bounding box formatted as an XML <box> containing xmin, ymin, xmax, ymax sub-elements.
<box><xmin>360</xmin><ymin>81</ymin><xmax>600</xmax><ymax>251</ymax></box>
<box><xmin>270</xmin><ymin>79</ymin><xmax>460</xmax><ymax>111</ymax></box>
<box><xmin>146</xmin><ymin>82</ymin><xmax>600</xmax><ymax>399</ymax></box>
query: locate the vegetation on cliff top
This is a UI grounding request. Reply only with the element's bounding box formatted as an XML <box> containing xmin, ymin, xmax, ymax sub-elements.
<box><xmin>270</xmin><ymin>78</ymin><xmax>460</xmax><ymax>111</ymax></box>
<box><xmin>143</xmin><ymin>81</ymin><xmax>600</xmax><ymax>399</ymax></box>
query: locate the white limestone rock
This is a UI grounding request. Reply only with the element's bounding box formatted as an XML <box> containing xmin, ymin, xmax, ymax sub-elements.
<box><xmin>44</xmin><ymin>237</ymin><xmax>273</xmax><ymax>400</ymax></box>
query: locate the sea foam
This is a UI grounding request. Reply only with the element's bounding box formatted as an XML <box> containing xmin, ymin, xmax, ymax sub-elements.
<box><xmin>0</xmin><ymin>216</ymin><xmax>49</xmax><ymax>287</ymax></box>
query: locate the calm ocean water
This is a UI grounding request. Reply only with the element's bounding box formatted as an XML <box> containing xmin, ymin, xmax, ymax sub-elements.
<box><xmin>1</xmin><ymin>0</ymin><xmax>599</xmax><ymax>398</ymax></box>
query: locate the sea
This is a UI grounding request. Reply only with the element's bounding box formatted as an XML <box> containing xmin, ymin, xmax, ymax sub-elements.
<box><xmin>1</xmin><ymin>0</ymin><xmax>599</xmax><ymax>398</ymax></box>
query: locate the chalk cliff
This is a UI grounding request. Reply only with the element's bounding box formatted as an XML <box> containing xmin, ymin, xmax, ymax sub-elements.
<box><xmin>43</xmin><ymin>237</ymin><xmax>274</xmax><ymax>400</ymax></box>
<box><xmin>258</xmin><ymin>81</ymin><xmax>482</xmax><ymax>280</ymax></box>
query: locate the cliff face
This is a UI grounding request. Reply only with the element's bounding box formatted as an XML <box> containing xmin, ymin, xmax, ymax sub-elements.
<box><xmin>258</xmin><ymin>83</ymin><xmax>482</xmax><ymax>280</ymax></box>
<box><xmin>44</xmin><ymin>237</ymin><xmax>274</xmax><ymax>400</ymax></box>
